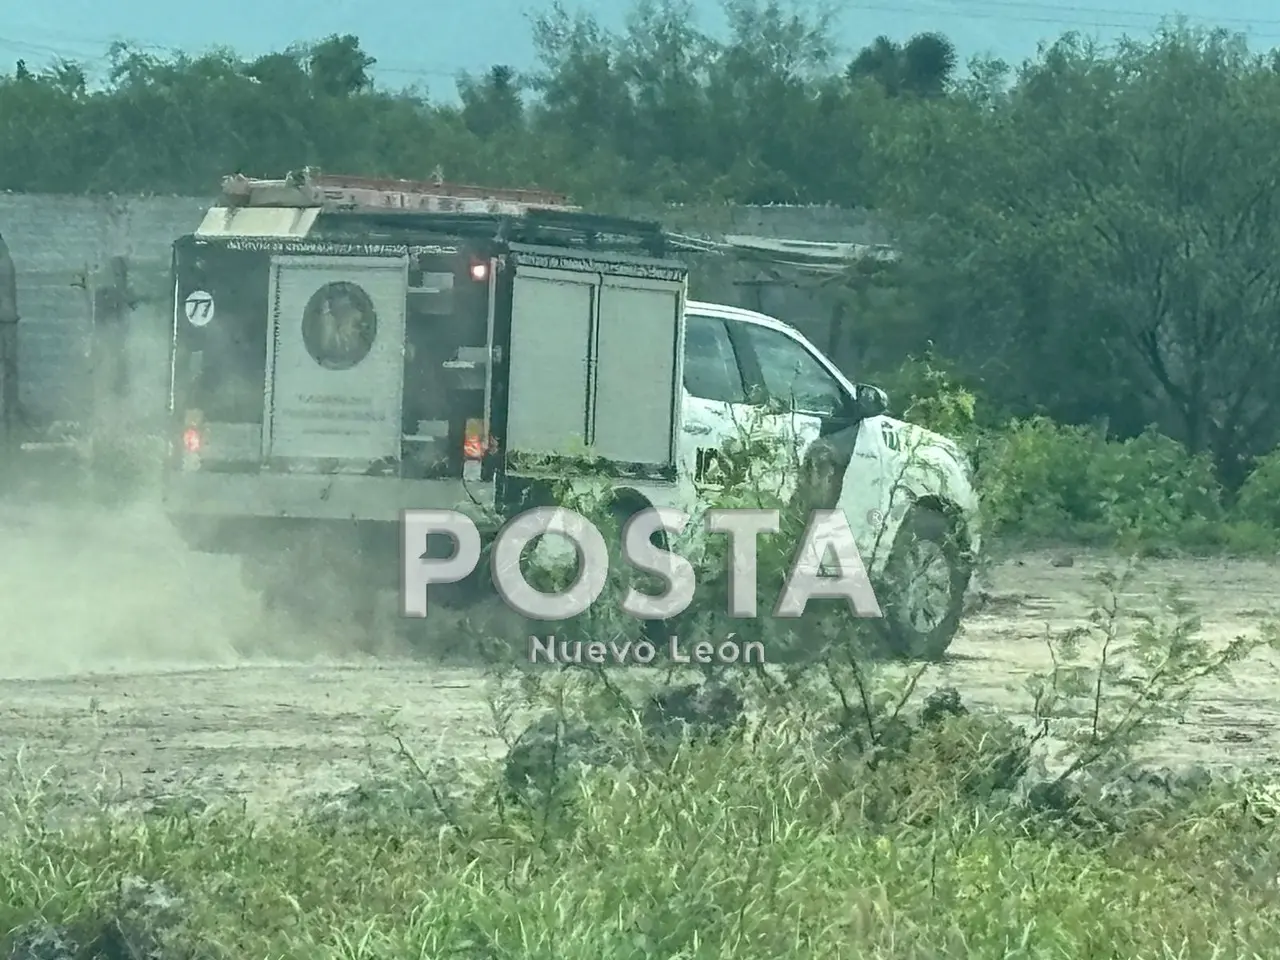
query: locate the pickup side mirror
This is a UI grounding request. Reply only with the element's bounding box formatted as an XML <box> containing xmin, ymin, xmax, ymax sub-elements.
<box><xmin>818</xmin><ymin>384</ymin><xmax>890</xmax><ymax>438</ymax></box>
<box><xmin>852</xmin><ymin>383</ymin><xmax>889</xmax><ymax>420</ymax></box>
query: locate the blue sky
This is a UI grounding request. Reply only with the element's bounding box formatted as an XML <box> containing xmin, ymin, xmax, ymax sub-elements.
<box><xmin>3</xmin><ymin>0</ymin><xmax>1279</xmax><ymax>99</ymax></box>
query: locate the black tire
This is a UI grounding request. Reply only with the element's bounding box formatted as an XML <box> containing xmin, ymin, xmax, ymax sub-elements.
<box><xmin>241</xmin><ymin>528</ymin><xmax>377</xmax><ymax>632</ymax></box>
<box><xmin>609</xmin><ymin>501</ymin><xmax>670</xmax><ymax>646</ymax></box>
<box><xmin>877</xmin><ymin>506</ymin><xmax>972</xmax><ymax>661</ymax></box>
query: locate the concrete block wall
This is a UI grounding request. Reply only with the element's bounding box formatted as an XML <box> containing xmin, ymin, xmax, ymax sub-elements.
<box><xmin>0</xmin><ymin>194</ymin><xmax>876</xmax><ymax>429</ymax></box>
<box><xmin>0</xmin><ymin>194</ymin><xmax>208</xmax><ymax>427</ymax></box>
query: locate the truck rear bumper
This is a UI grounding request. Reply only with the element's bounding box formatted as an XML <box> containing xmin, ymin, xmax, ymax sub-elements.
<box><xmin>163</xmin><ymin>470</ymin><xmax>494</xmax><ymax>524</ymax></box>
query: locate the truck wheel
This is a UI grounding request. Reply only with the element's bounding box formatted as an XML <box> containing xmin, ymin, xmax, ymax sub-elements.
<box><xmin>609</xmin><ymin>501</ymin><xmax>670</xmax><ymax>646</ymax></box>
<box><xmin>242</xmin><ymin>529</ymin><xmax>377</xmax><ymax>633</ymax></box>
<box><xmin>877</xmin><ymin>506</ymin><xmax>971</xmax><ymax>661</ymax></box>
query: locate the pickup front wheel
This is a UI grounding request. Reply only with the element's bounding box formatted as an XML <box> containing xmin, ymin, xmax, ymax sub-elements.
<box><xmin>877</xmin><ymin>506</ymin><xmax>972</xmax><ymax>661</ymax></box>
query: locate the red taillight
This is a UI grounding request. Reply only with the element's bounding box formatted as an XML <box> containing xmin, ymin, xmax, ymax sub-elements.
<box><xmin>182</xmin><ymin>427</ymin><xmax>201</xmax><ymax>453</ymax></box>
<box><xmin>463</xmin><ymin>418</ymin><xmax>487</xmax><ymax>460</ymax></box>
<box><xmin>468</xmin><ymin>259</ymin><xmax>488</xmax><ymax>282</ymax></box>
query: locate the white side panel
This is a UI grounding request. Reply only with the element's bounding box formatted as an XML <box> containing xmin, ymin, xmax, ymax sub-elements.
<box><xmin>196</xmin><ymin>206</ymin><xmax>320</xmax><ymax>238</ymax></box>
<box><xmin>505</xmin><ymin>267</ymin><xmax>594</xmax><ymax>458</ymax></box>
<box><xmin>592</xmin><ymin>276</ymin><xmax>682</xmax><ymax>466</ymax></box>
<box><xmin>266</xmin><ymin>255</ymin><xmax>407</xmax><ymax>463</ymax></box>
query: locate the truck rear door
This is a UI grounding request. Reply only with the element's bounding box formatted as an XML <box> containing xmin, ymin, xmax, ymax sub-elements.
<box><xmin>497</xmin><ymin>243</ymin><xmax>686</xmax><ymax>484</ymax></box>
<box><xmin>264</xmin><ymin>255</ymin><xmax>407</xmax><ymax>467</ymax></box>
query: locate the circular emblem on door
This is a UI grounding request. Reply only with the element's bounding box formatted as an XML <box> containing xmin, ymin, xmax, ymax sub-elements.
<box><xmin>301</xmin><ymin>281</ymin><xmax>377</xmax><ymax>371</ymax></box>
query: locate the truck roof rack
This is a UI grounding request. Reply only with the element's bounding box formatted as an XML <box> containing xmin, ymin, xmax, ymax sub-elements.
<box><xmin>206</xmin><ymin>169</ymin><xmax>670</xmax><ymax>256</ymax></box>
<box><xmin>219</xmin><ymin>168</ymin><xmax>578</xmax><ymax>215</ymax></box>
<box><xmin>315</xmin><ymin>206</ymin><xmax>670</xmax><ymax>257</ymax></box>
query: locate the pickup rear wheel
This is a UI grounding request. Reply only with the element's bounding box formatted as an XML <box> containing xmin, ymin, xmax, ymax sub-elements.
<box><xmin>877</xmin><ymin>506</ymin><xmax>971</xmax><ymax>661</ymax></box>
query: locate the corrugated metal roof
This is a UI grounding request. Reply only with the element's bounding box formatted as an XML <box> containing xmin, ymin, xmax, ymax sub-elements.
<box><xmin>722</xmin><ymin>234</ymin><xmax>897</xmax><ymax>263</ymax></box>
<box><xmin>194</xmin><ymin>205</ymin><xmax>319</xmax><ymax>238</ymax></box>
<box><xmin>668</xmin><ymin>232</ymin><xmax>898</xmax><ymax>273</ymax></box>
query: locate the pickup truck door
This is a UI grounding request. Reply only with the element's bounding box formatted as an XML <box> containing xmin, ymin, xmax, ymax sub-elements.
<box><xmin>726</xmin><ymin>319</ymin><xmax>894</xmax><ymax>566</ymax></box>
<box><xmin>679</xmin><ymin>313</ymin><xmax>759</xmax><ymax>498</ymax></box>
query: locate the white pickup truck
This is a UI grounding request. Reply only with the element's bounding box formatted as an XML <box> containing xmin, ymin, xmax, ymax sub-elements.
<box><xmin>162</xmin><ymin>171</ymin><xmax>979</xmax><ymax>660</ymax></box>
<box><xmin>667</xmin><ymin>300</ymin><xmax>980</xmax><ymax>658</ymax></box>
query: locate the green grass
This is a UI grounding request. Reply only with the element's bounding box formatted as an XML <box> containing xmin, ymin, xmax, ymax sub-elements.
<box><xmin>4</xmin><ymin>551</ymin><xmax>1279</xmax><ymax>959</ymax></box>
<box><xmin>3</xmin><ymin>718</ymin><xmax>1279</xmax><ymax>960</ymax></box>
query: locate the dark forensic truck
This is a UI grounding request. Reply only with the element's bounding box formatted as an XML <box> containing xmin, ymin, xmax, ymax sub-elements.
<box><xmin>163</xmin><ymin>171</ymin><xmax>688</xmax><ymax>624</ymax></box>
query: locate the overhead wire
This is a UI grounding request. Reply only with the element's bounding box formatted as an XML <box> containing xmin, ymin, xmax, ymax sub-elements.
<box><xmin>842</xmin><ymin>0</ymin><xmax>1280</xmax><ymax>39</ymax></box>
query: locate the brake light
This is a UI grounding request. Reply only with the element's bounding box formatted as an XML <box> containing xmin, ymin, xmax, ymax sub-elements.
<box><xmin>468</xmin><ymin>259</ymin><xmax>488</xmax><ymax>282</ymax></box>
<box><xmin>463</xmin><ymin>418</ymin><xmax>487</xmax><ymax>460</ymax></box>
<box><xmin>182</xmin><ymin>427</ymin><xmax>201</xmax><ymax>453</ymax></box>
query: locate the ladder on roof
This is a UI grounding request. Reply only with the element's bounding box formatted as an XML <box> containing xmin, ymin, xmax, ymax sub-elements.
<box><xmin>219</xmin><ymin>168</ymin><xmax>579</xmax><ymax>215</ymax></box>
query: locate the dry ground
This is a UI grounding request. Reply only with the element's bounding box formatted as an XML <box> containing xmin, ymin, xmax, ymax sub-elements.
<box><xmin>1</xmin><ymin>489</ymin><xmax>1278</xmax><ymax>813</ymax></box>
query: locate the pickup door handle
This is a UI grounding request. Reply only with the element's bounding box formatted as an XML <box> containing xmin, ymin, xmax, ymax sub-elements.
<box><xmin>683</xmin><ymin>423</ymin><xmax>712</xmax><ymax>435</ymax></box>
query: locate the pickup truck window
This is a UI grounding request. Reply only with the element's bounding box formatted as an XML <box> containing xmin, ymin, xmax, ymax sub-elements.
<box><xmin>738</xmin><ymin>322</ymin><xmax>844</xmax><ymax>417</ymax></box>
<box><xmin>684</xmin><ymin>314</ymin><xmax>747</xmax><ymax>404</ymax></box>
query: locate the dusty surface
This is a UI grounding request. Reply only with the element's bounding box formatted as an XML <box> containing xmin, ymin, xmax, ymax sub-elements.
<box><xmin>2</xmin><ymin>488</ymin><xmax>1279</xmax><ymax>813</ymax></box>
<box><xmin>945</xmin><ymin>551</ymin><xmax>1280</xmax><ymax>770</ymax></box>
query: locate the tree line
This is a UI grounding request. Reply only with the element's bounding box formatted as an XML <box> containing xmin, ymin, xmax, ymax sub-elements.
<box><xmin>2</xmin><ymin>0</ymin><xmax>1278</xmax><ymax>487</ymax></box>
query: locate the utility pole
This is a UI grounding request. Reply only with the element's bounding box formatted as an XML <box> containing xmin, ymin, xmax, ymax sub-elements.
<box><xmin>92</xmin><ymin>256</ymin><xmax>135</xmax><ymax>404</ymax></box>
<box><xmin>0</xmin><ymin>230</ymin><xmax>18</xmax><ymax>450</ymax></box>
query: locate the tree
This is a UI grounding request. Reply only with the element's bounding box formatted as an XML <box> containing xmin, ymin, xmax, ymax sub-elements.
<box><xmin>459</xmin><ymin>65</ymin><xmax>525</xmax><ymax>139</ymax></box>
<box><xmin>849</xmin><ymin>32</ymin><xmax>957</xmax><ymax>97</ymax></box>
<box><xmin>873</xmin><ymin>27</ymin><xmax>1280</xmax><ymax>484</ymax></box>
<box><xmin>3</xmin><ymin>3</ymin><xmax>1275</xmax><ymax>488</ymax></box>
<box><xmin>307</xmin><ymin>34</ymin><xmax>376</xmax><ymax>97</ymax></box>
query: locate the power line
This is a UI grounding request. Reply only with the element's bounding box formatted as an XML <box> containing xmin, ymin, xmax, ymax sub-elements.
<box><xmin>842</xmin><ymin>0</ymin><xmax>1280</xmax><ymax>40</ymax></box>
<box><xmin>942</xmin><ymin>0</ymin><xmax>1280</xmax><ymax>28</ymax></box>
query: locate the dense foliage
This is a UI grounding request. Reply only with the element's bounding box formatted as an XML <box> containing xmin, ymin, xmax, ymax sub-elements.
<box><xmin>8</xmin><ymin>0</ymin><xmax>1280</xmax><ymax>543</ymax></box>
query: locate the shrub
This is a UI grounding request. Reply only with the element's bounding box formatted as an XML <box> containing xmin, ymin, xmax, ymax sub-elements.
<box><xmin>880</xmin><ymin>351</ymin><xmax>980</xmax><ymax>439</ymax></box>
<box><xmin>871</xmin><ymin>354</ymin><xmax>1280</xmax><ymax>552</ymax></box>
<box><xmin>1233</xmin><ymin>447</ymin><xmax>1280</xmax><ymax>531</ymax></box>
<box><xmin>977</xmin><ymin>419</ymin><xmax>1225</xmax><ymax>545</ymax></box>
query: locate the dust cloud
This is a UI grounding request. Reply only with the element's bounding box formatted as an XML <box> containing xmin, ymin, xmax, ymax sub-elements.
<box><xmin>0</xmin><ymin>490</ymin><xmax>381</xmax><ymax>680</ymax></box>
<box><xmin>0</xmin><ymin>298</ymin><xmax>418</xmax><ymax>678</ymax></box>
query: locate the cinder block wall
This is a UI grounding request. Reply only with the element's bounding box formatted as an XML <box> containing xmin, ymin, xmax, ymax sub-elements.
<box><xmin>0</xmin><ymin>194</ymin><xmax>208</xmax><ymax>426</ymax></box>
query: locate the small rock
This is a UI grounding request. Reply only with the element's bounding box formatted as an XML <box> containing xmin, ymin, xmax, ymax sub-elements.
<box><xmin>1050</xmin><ymin>553</ymin><xmax>1074</xmax><ymax>568</ymax></box>
<box><xmin>920</xmin><ymin>686</ymin><xmax>967</xmax><ymax>725</ymax></box>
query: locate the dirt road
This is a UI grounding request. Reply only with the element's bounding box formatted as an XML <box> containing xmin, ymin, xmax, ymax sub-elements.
<box><xmin>2</xmin><ymin>495</ymin><xmax>1278</xmax><ymax>813</ymax></box>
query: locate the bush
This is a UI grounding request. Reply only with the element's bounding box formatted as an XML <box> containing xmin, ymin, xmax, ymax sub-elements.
<box><xmin>459</xmin><ymin>407</ymin><xmax>891</xmax><ymax>669</ymax></box>
<box><xmin>978</xmin><ymin>418</ymin><xmax>1225</xmax><ymax>545</ymax></box>
<box><xmin>1233</xmin><ymin>447</ymin><xmax>1280</xmax><ymax>531</ymax></box>
<box><xmin>876</xmin><ymin>354</ymin><xmax>1280</xmax><ymax>551</ymax></box>
<box><xmin>878</xmin><ymin>351</ymin><xmax>981</xmax><ymax>439</ymax></box>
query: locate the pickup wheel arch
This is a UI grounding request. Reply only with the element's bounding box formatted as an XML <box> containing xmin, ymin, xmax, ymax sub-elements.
<box><xmin>909</xmin><ymin>493</ymin><xmax>973</xmax><ymax>557</ymax></box>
